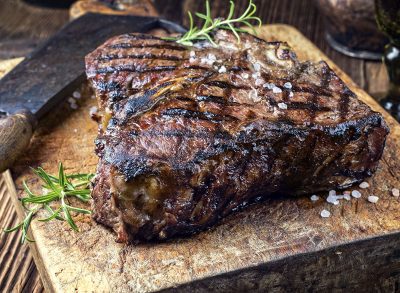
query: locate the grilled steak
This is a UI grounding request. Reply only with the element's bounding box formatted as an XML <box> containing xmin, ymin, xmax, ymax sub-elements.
<box><xmin>85</xmin><ymin>30</ymin><xmax>389</xmax><ymax>242</ymax></box>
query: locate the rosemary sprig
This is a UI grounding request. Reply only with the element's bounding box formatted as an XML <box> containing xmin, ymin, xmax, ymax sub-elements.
<box><xmin>4</xmin><ymin>163</ymin><xmax>94</xmax><ymax>244</ymax></box>
<box><xmin>169</xmin><ymin>0</ymin><xmax>262</xmax><ymax>46</ymax></box>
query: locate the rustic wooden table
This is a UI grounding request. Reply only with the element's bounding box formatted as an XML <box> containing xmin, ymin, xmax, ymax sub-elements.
<box><xmin>0</xmin><ymin>0</ymin><xmax>390</xmax><ymax>292</ymax></box>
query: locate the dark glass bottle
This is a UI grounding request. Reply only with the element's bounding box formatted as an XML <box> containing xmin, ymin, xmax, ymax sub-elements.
<box><xmin>375</xmin><ymin>0</ymin><xmax>400</xmax><ymax>121</ymax></box>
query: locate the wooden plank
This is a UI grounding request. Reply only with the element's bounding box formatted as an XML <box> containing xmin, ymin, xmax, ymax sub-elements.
<box><xmin>0</xmin><ymin>0</ymin><xmax>69</xmax><ymax>59</ymax></box>
<box><xmin>0</xmin><ymin>172</ymin><xmax>44</xmax><ymax>292</ymax></box>
<box><xmin>6</xmin><ymin>24</ymin><xmax>400</xmax><ymax>292</ymax></box>
<box><xmin>0</xmin><ymin>58</ymin><xmax>44</xmax><ymax>293</ymax></box>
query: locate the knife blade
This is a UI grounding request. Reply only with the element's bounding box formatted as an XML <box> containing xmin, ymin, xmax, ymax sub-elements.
<box><xmin>0</xmin><ymin>13</ymin><xmax>186</xmax><ymax>172</ymax></box>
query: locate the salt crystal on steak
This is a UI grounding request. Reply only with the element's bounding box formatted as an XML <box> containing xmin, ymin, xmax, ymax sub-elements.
<box><xmin>218</xmin><ymin>66</ymin><xmax>227</xmax><ymax>73</ymax></box>
<box><xmin>283</xmin><ymin>82</ymin><xmax>292</xmax><ymax>89</ymax></box>
<box><xmin>272</xmin><ymin>86</ymin><xmax>282</xmax><ymax>94</ymax></box>
<box><xmin>277</xmin><ymin>102</ymin><xmax>287</xmax><ymax>110</ymax></box>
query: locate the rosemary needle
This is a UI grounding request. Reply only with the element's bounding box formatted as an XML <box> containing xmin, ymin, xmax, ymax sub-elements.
<box><xmin>4</xmin><ymin>163</ymin><xmax>94</xmax><ymax>244</ymax></box>
<box><xmin>167</xmin><ymin>0</ymin><xmax>262</xmax><ymax>47</ymax></box>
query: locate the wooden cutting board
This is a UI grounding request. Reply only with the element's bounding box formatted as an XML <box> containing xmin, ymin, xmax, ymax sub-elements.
<box><xmin>4</xmin><ymin>24</ymin><xmax>400</xmax><ymax>292</ymax></box>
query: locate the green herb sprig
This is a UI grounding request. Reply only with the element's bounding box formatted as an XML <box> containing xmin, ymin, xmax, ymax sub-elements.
<box><xmin>4</xmin><ymin>163</ymin><xmax>94</xmax><ymax>244</ymax></box>
<box><xmin>170</xmin><ymin>0</ymin><xmax>262</xmax><ymax>46</ymax></box>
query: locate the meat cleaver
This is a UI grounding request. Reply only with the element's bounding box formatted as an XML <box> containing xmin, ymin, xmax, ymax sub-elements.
<box><xmin>0</xmin><ymin>10</ymin><xmax>186</xmax><ymax>173</ymax></box>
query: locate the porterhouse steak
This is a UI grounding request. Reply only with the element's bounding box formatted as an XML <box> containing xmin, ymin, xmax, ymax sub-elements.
<box><xmin>85</xmin><ymin>30</ymin><xmax>389</xmax><ymax>242</ymax></box>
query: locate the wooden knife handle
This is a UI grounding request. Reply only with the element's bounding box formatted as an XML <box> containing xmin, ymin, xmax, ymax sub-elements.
<box><xmin>0</xmin><ymin>111</ymin><xmax>36</xmax><ymax>173</ymax></box>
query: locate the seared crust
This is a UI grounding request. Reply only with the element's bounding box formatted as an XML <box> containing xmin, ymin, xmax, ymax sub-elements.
<box><xmin>86</xmin><ymin>30</ymin><xmax>389</xmax><ymax>242</ymax></box>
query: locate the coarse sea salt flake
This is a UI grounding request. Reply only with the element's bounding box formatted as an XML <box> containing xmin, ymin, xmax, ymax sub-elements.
<box><xmin>359</xmin><ymin>181</ymin><xmax>369</xmax><ymax>189</ymax></box>
<box><xmin>277</xmin><ymin>102</ymin><xmax>287</xmax><ymax>110</ymax></box>
<box><xmin>200</xmin><ymin>57</ymin><xmax>215</xmax><ymax>65</ymax></box>
<box><xmin>351</xmin><ymin>190</ymin><xmax>361</xmax><ymax>198</ymax></box>
<box><xmin>70</xmin><ymin>103</ymin><xmax>78</xmax><ymax>110</ymax></box>
<box><xmin>249</xmin><ymin>89</ymin><xmax>260</xmax><ymax>102</ymax></box>
<box><xmin>327</xmin><ymin>193</ymin><xmax>339</xmax><ymax>205</ymax></box>
<box><xmin>72</xmin><ymin>91</ymin><xmax>81</xmax><ymax>99</ymax></box>
<box><xmin>289</xmin><ymin>91</ymin><xmax>294</xmax><ymax>98</ymax></box>
<box><xmin>242</xmin><ymin>73</ymin><xmax>249</xmax><ymax>79</ymax></box>
<box><xmin>368</xmin><ymin>195</ymin><xmax>379</xmax><ymax>203</ymax></box>
<box><xmin>392</xmin><ymin>188</ymin><xmax>399</xmax><ymax>197</ymax></box>
<box><xmin>320</xmin><ymin>209</ymin><xmax>331</xmax><ymax>218</ymax></box>
<box><xmin>344</xmin><ymin>194</ymin><xmax>351</xmax><ymax>201</ymax></box>
<box><xmin>208</xmin><ymin>53</ymin><xmax>216</xmax><ymax>61</ymax></box>
<box><xmin>254</xmin><ymin>63</ymin><xmax>261</xmax><ymax>71</ymax></box>
<box><xmin>310</xmin><ymin>195</ymin><xmax>319</xmax><ymax>201</ymax></box>
<box><xmin>263</xmin><ymin>83</ymin><xmax>274</xmax><ymax>89</ymax></box>
<box><xmin>89</xmin><ymin>106</ymin><xmax>98</xmax><ymax>116</ymax></box>
<box><xmin>255</xmin><ymin>78</ymin><xmax>264</xmax><ymax>86</ymax></box>
<box><xmin>329</xmin><ymin>190</ymin><xmax>336</xmax><ymax>196</ymax></box>
<box><xmin>218</xmin><ymin>65</ymin><xmax>227</xmax><ymax>73</ymax></box>
<box><xmin>67</xmin><ymin>97</ymin><xmax>75</xmax><ymax>104</ymax></box>
<box><xmin>189</xmin><ymin>51</ymin><xmax>196</xmax><ymax>57</ymax></box>
<box><xmin>283</xmin><ymin>82</ymin><xmax>292</xmax><ymax>89</ymax></box>
<box><xmin>272</xmin><ymin>86</ymin><xmax>282</xmax><ymax>94</ymax></box>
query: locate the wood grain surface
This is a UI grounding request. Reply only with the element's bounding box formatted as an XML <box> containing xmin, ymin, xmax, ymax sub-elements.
<box><xmin>0</xmin><ymin>0</ymin><xmax>395</xmax><ymax>292</ymax></box>
<box><xmin>0</xmin><ymin>175</ymin><xmax>43</xmax><ymax>293</ymax></box>
<box><xmin>3</xmin><ymin>24</ymin><xmax>400</xmax><ymax>292</ymax></box>
<box><xmin>0</xmin><ymin>0</ymin><xmax>69</xmax><ymax>59</ymax></box>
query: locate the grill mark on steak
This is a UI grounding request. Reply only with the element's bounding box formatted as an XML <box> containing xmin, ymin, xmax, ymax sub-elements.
<box><xmin>196</xmin><ymin>95</ymin><xmax>226</xmax><ymax>104</ymax></box>
<box><xmin>339</xmin><ymin>91</ymin><xmax>351</xmax><ymax>120</ymax></box>
<box><xmin>204</xmin><ymin>80</ymin><xmax>251</xmax><ymax>90</ymax></box>
<box><xmin>309</xmin><ymin>93</ymin><xmax>318</xmax><ymax>123</ymax></box>
<box><xmin>175</xmin><ymin>96</ymin><xmax>195</xmax><ymax>102</ymax></box>
<box><xmin>142</xmin><ymin>129</ymin><xmax>215</xmax><ymax>139</ymax></box>
<box><xmin>308</xmin><ymin>63</ymin><xmax>333</xmax><ymax>123</ymax></box>
<box><xmin>181</xmin><ymin>65</ymin><xmax>215</xmax><ymax>72</ymax></box>
<box><xmin>107</xmin><ymin>43</ymin><xmax>187</xmax><ymax>51</ymax></box>
<box><xmin>96</xmin><ymin>53</ymin><xmax>186</xmax><ymax>62</ymax></box>
<box><xmin>286</xmin><ymin>102</ymin><xmax>331</xmax><ymax>112</ymax></box>
<box><xmin>290</xmin><ymin>85</ymin><xmax>333</xmax><ymax>97</ymax></box>
<box><xmin>228</xmin><ymin>65</ymin><xmax>249</xmax><ymax>72</ymax></box>
<box><xmin>162</xmin><ymin>108</ymin><xmax>238</xmax><ymax>122</ymax></box>
<box><xmin>85</xmin><ymin>29</ymin><xmax>389</xmax><ymax>242</ymax></box>
<box><xmin>94</xmin><ymin>65</ymin><xmax>177</xmax><ymax>74</ymax></box>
